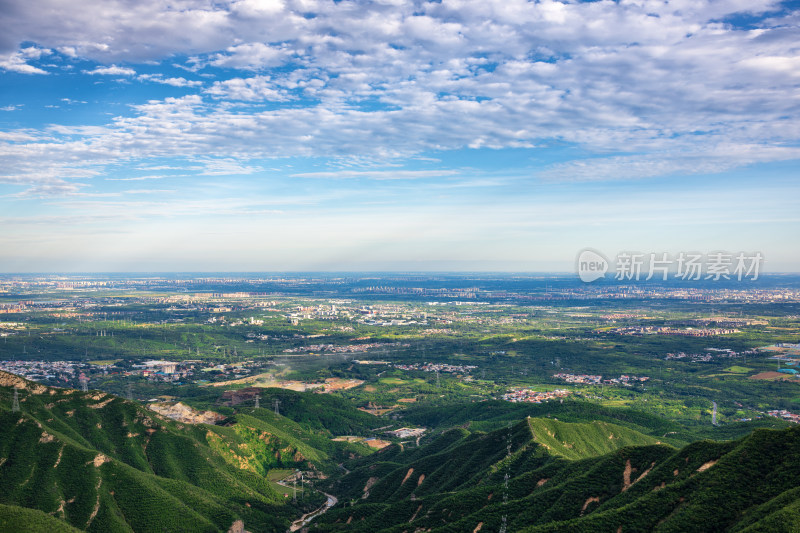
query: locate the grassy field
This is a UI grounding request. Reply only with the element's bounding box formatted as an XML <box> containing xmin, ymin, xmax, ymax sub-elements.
<box><xmin>724</xmin><ymin>365</ymin><xmax>754</xmax><ymax>373</ymax></box>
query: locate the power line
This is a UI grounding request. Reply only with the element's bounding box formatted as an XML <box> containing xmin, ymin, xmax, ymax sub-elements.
<box><xmin>500</xmin><ymin>422</ymin><xmax>512</xmax><ymax>533</ymax></box>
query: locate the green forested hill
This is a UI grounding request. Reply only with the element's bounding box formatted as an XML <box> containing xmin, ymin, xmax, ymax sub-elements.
<box><xmin>520</xmin><ymin>425</ymin><xmax>800</xmax><ymax>533</ymax></box>
<box><xmin>0</xmin><ymin>503</ymin><xmax>83</xmax><ymax>532</ymax></box>
<box><xmin>525</xmin><ymin>417</ymin><xmax>661</xmax><ymax>460</ymax></box>
<box><xmin>0</xmin><ymin>371</ymin><xmax>365</xmax><ymax>532</ymax></box>
<box><xmin>399</xmin><ymin>398</ymin><xmax>788</xmax><ymax>445</ymax></box>
<box><xmin>314</xmin><ymin>417</ymin><xmax>667</xmax><ymax>531</ymax></box>
<box><xmin>5</xmin><ymin>367</ymin><xmax>800</xmax><ymax>533</ymax></box>
<box><xmin>248</xmin><ymin>387</ymin><xmax>387</xmax><ymax>436</ymax></box>
<box><xmin>313</xmin><ymin>417</ymin><xmax>800</xmax><ymax>533</ymax></box>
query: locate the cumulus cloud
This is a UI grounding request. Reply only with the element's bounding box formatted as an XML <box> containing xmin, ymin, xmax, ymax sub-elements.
<box><xmin>205</xmin><ymin>75</ymin><xmax>292</xmax><ymax>101</ymax></box>
<box><xmin>207</xmin><ymin>42</ymin><xmax>292</xmax><ymax>70</ymax></box>
<box><xmin>0</xmin><ymin>46</ymin><xmax>51</xmax><ymax>74</ymax></box>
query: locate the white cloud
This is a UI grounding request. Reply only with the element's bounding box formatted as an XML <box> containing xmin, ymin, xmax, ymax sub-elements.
<box><xmin>230</xmin><ymin>0</ymin><xmax>285</xmax><ymax>18</ymax></box>
<box><xmin>57</xmin><ymin>46</ymin><xmax>77</xmax><ymax>57</ymax></box>
<box><xmin>0</xmin><ymin>0</ymin><xmax>798</xmax><ymax>191</ymax></box>
<box><xmin>0</xmin><ymin>47</ymin><xmax>51</xmax><ymax>74</ymax></box>
<box><xmin>84</xmin><ymin>64</ymin><xmax>136</xmax><ymax>76</ymax></box>
<box><xmin>138</xmin><ymin>74</ymin><xmax>203</xmax><ymax>87</ymax></box>
<box><xmin>537</xmin><ymin>145</ymin><xmax>800</xmax><ymax>182</ymax></box>
<box><xmin>208</xmin><ymin>42</ymin><xmax>292</xmax><ymax>70</ymax></box>
<box><xmin>15</xmin><ymin>183</ymin><xmax>85</xmax><ymax>196</ymax></box>
<box><xmin>195</xmin><ymin>158</ymin><xmax>262</xmax><ymax>176</ymax></box>
<box><xmin>205</xmin><ymin>75</ymin><xmax>291</xmax><ymax>101</ymax></box>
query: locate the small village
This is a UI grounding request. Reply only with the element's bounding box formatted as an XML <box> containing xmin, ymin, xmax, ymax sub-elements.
<box><xmin>502</xmin><ymin>388</ymin><xmax>572</xmax><ymax>403</ymax></box>
<box><xmin>392</xmin><ymin>362</ymin><xmax>478</xmax><ymax>374</ymax></box>
<box><xmin>767</xmin><ymin>410</ymin><xmax>800</xmax><ymax>424</ymax></box>
<box><xmin>608</xmin><ymin>326</ymin><xmax>740</xmax><ymax>336</ymax></box>
<box><xmin>553</xmin><ymin>373</ymin><xmax>650</xmax><ymax>386</ymax></box>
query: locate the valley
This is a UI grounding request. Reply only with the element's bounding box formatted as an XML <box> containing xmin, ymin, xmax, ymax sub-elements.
<box><xmin>1</xmin><ymin>273</ymin><xmax>800</xmax><ymax>531</ymax></box>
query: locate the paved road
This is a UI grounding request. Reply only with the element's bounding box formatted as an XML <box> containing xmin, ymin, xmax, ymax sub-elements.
<box><xmin>289</xmin><ymin>492</ymin><xmax>338</xmax><ymax>532</ymax></box>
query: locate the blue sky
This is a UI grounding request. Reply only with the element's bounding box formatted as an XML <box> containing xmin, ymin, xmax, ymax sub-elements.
<box><xmin>1</xmin><ymin>0</ymin><xmax>799</xmax><ymax>272</ymax></box>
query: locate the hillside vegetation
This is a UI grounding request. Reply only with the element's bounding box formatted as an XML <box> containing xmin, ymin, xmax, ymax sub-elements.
<box><xmin>313</xmin><ymin>416</ymin><xmax>800</xmax><ymax>533</ymax></box>
<box><xmin>0</xmin><ymin>371</ymin><xmax>369</xmax><ymax>532</ymax></box>
<box><xmin>5</xmin><ymin>367</ymin><xmax>800</xmax><ymax>533</ymax></box>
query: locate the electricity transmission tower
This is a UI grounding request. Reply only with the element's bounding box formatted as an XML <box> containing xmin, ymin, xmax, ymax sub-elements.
<box><xmin>273</xmin><ymin>398</ymin><xmax>281</xmax><ymax>416</ymax></box>
<box><xmin>12</xmin><ymin>388</ymin><xmax>20</xmax><ymax>412</ymax></box>
<box><xmin>254</xmin><ymin>395</ymin><xmax>260</xmax><ymax>409</ymax></box>
<box><xmin>126</xmin><ymin>383</ymin><xmax>133</xmax><ymax>401</ymax></box>
<box><xmin>79</xmin><ymin>373</ymin><xmax>89</xmax><ymax>392</ymax></box>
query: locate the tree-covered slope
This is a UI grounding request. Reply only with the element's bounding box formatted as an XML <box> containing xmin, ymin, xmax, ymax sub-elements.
<box><xmin>0</xmin><ymin>502</ymin><xmax>83</xmax><ymax>532</ymax></box>
<box><xmin>250</xmin><ymin>388</ymin><xmax>387</xmax><ymax>436</ymax></box>
<box><xmin>399</xmin><ymin>398</ymin><xmax>786</xmax><ymax>445</ymax></box>
<box><xmin>313</xmin><ymin>415</ymin><xmax>800</xmax><ymax>533</ymax></box>
<box><xmin>519</xmin><ymin>425</ymin><xmax>800</xmax><ymax>533</ymax></box>
<box><xmin>0</xmin><ymin>371</ymin><xmax>344</xmax><ymax>532</ymax></box>
<box><xmin>313</xmin><ymin>416</ymin><xmax>668</xmax><ymax>532</ymax></box>
<box><xmin>526</xmin><ymin>417</ymin><xmax>661</xmax><ymax>460</ymax></box>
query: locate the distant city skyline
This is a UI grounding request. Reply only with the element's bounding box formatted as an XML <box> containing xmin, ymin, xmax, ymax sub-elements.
<box><xmin>1</xmin><ymin>1</ymin><xmax>799</xmax><ymax>272</ymax></box>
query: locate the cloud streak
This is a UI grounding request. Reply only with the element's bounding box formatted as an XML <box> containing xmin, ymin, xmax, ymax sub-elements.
<box><xmin>291</xmin><ymin>170</ymin><xmax>459</xmax><ymax>180</ymax></box>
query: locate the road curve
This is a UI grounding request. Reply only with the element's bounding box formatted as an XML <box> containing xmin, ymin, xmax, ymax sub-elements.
<box><xmin>288</xmin><ymin>492</ymin><xmax>338</xmax><ymax>532</ymax></box>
